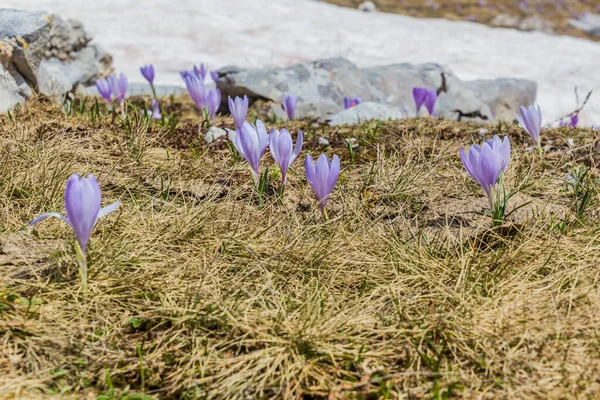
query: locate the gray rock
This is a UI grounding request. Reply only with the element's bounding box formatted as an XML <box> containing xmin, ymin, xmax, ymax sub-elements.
<box><xmin>317</xmin><ymin>136</ymin><xmax>330</xmax><ymax>146</ymax></box>
<box><xmin>364</xmin><ymin>63</ymin><xmax>493</xmax><ymax>121</ymax></box>
<box><xmin>0</xmin><ymin>63</ymin><xmax>31</xmax><ymax>113</ymax></box>
<box><xmin>463</xmin><ymin>78</ymin><xmax>537</xmax><ymax>122</ymax></box>
<box><xmin>45</xmin><ymin>14</ymin><xmax>91</xmax><ymax>60</ymax></box>
<box><xmin>327</xmin><ymin>102</ymin><xmax>409</xmax><ymax>126</ymax></box>
<box><xmin>569</xmin><ymin>13</ymin><xmax>600</xmax><ymax>37</ymax></box>
<box><xmin>218</xmin><ymin>58</ymin><xmax>384</xmax><ymax>119</ymax></box>
<box><xmin>39</xmin><ymin>44</ymin><xmax>113</xmax><ymax>98</ymax></box>
<box><xmin>358</xmin><ymin>1</ymin><xmax>377</xmax><ymax>12</ymax></box>
<box><xmin>491</xmin><ymin>13</ymin><xmax>555</xmax><ymax>34</ymax></box>
<box><xmin>0</xmin><ymin>8</ymin><xmax>52</xmax><ymax>87</ymax></box>
<box><xmin>205</xmin><ymin>126</ymin><xmax>228</xmax><ymax>143</ymax></box>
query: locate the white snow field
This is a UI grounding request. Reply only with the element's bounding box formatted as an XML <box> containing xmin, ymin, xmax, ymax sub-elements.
<box><xmin>4</xmin><ymin>0</ymin><xmax>600</xmax><ymax>125</ymax></box>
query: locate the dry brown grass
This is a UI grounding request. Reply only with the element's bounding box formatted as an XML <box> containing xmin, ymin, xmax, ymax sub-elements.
<box><xmin>2</xmin><ymin>95</ymin><xmax>600</xmax><ymax>399</ymax></box>
<box><xmin>323</xmin><ymin>0</ymin><xmax>600</xmax><ymax>41</ymax></box>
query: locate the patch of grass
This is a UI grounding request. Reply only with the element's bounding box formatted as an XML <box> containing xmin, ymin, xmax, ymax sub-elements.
<box><xmin>1</xmin><ymin>95</ymin><xmax>600</xmax><ymax>398</ymax></box>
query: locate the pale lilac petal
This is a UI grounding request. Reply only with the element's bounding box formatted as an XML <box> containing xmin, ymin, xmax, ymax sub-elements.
<box><xmin>96</xmin><ymin>202</ymin><xmax>121</xmax><ymax>221</ymax></box>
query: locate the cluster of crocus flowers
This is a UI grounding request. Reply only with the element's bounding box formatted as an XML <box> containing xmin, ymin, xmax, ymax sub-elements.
<box><xmin>180</xmin><ymin>63</ymin><xmax>219</xmax><ymax>84</ymax></box>
<box><xmin>30</xmin><ymin>174</ymin><xmax>120</xmax><ymax>291</ymax></box>
<box><xmin>282</xmin><ymin>95</ymin><xmax>298</xmax><ymax>120</ymax></box>
<box><xmin>413</xmin><ymin>87</ymin><xmax>437</xmax><ymax>116</ymax></box>
<box><xmin>96</xmin><ymin>73</ymin><xmax>129</xmax><ymax>113</ymax></box>
<box><xmin>516</xmin><ymin>104</ymin><xmax>543</xmax><ymax>151</ymax></box>
<box><xmin>460</xmin><ymin>135</ymin><xmax>511</xmax><ymax>210</ymax></box>
<box><xmin>344</xmin><ymin>97</ymin><xmax>362</xmax><ymax>109</ymax></box>
<box><xmin>184</xmin><ymin>75</ymin><xmax>222</xmax><ymax>122</ymax></box>
<box><xmin>227</xmin><ymin>113</ymin><xmax>339</xmax><ymax>217</ymax></box>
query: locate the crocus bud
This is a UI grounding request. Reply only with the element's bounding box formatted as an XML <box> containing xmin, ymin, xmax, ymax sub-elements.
<box><xmin>228</xmin><ymin>95</ymin><xmax>249</xmax><ymax>128</ymax></box>
<box><xmin>269</xmin><ymin>129</ymin><xmax>303</xmax><ymax>185</ymax></box>
<box><xmin>140</xmin><ymin>64</ymin><xmax>155</xmax><ymax>85</ymax></box>
<box><xmin>30</xmin><ymin>174</ymin><xmax>121</xmax><ymax>254</ymax></box>
<box><xmin>282</xmin><ymin>95</ymin><xmax>299</xmax><ymax>120</ymax></box>
<box><xmin>304</xmin><ymin>154</ymin><xmax>341</xmax><ymax>216</ymax></box>
<box><xmin>516</xmin><ymin>104</ymin><xmax>542</xmax><ymax>149</ymax></box>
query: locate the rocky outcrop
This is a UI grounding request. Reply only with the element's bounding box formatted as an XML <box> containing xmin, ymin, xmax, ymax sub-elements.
<box><xmin>217</xmin><ymin>58</ymin><xmax>534</xmax><ymax>124</ymax></box>
<box><xmin>327</xmin><ymin>102</ymin><xmax>408</xmax><ymax>126</ymax></box>
<box><xmin>0</xmin><ymin>8</ymin><xmax>113</xmax><ymax>112</ymax></box>
<box><xmin>463</xmin><ymin>78</ymin><xmax>537</xmax><ymax>122</ymax></box>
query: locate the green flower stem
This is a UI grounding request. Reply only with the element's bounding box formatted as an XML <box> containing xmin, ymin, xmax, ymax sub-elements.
<box><xmin>75</xmin><ymin>241</ymin><xmax>88</xmax><ymax>293</ymax></box>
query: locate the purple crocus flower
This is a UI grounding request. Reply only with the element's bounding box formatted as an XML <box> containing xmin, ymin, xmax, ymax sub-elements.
<box><xmin>516</xmin><ymin>104</ymin><xmax>542</xmax><ymax>149</ymax></box>
<box><xmin>140</xmin><ymin>64</ymin><xmax>155</xmax><ymax>85</ymax></box>
<box><xmin>229</xmin><ymin>120</ymin><xmax>269</xmax><ymax>184</ymax></box>
<box><xmin>142</xmin><ymin>99</ymin><xmax>162</xmax><ymax>120</ymax></box>
<box><xmin>344</xmin><ymin>97</ymin><xmax>361</xmax><ymax>109</ymax></box>
<box><xmin>560</xmin><ymin>114</ymin><xmax>579</xmax><ymax>128</ymax></box>
<box><xmin>282</xmin><ymin>95</ymin><xmax>299</xmax><ymax>120</ymax></box>
<box><xmin>228</xmin><ymin>95</ymin><xmax>249</xmax><ymax>128</ymax></box>
<box><xmin>95</xmin><ymin>78</ymin><xmax>112</xmax><ymax>104</ymax></box>
<box><xmin>210</xmin><ymin>70</ymin><xmax>219</xmax><ymax>83</ymax></box>
<box><xmin>413</xmin><ymin>87</ymin><xmax>437</xmax><ymax>116</ymax></box>
<box><xmin>108</xmin><ymin>73</ymin><xmax>128</xmax><ymax>106</ymax></box>
<box><xmin>194</xmin><ymin>63</ymin><xmax>207</xmax><ymax>80</ymax></box>
<box><xmin>206</xmin><ymin>88</ymin><xmax>222</xmax><ymax>122</ymax></box>
<box><xmin>180</xmin><ymin>70</ymin><xmax>195</xmax><ymax>80</ymax></box>
<box><xmin>30</xmin><ymin>174</ymin><xmax>121</xmax><ymax>254</ymax></box>
<box><xmin>305</xmin><ymin>154</ymin><xmax>341</xmax><ymax>218</ymax></box>
<box><xmin>269</xmin><ymin>129</ymin><xmax>303</xmax><ymax>185</ymax></box>
<box><xmin>185</xmin><ymin>75</ymin><xmax>206</xmax><ymax>113</ymax></box>
<box><xmin>460</xmin><ymin>135</ymin><xmax>511</xmax><ymax>210</ymax></box>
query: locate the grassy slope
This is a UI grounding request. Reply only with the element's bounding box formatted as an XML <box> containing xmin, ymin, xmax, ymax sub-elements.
<box><xmin>323</xmin><ymin>0</ymin><xmax>600</xmax><ymax>42</ymax></box>
<box><xmin>1</xmin><ymin>96</ymin><xmax>600</xmax><ymax>399</ymax></box>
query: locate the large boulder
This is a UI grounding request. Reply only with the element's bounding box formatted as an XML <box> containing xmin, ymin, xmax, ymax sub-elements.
<box><xmin>327</xmin><ymin>102</ymin><xmax>409</xmax><ymax>126</ymax></box>
<box><xmin>217</xmin><ymin>58</ymin><xmax>385</xmax><ymax>119</ymax></box>
<box><xmin>0</xmin><ymin>9</ymin><xmax>51</xmax><ymax>87</ymax></box>
<box><xmin>463</xmin><ymin>78</ymin><xmax>537</xmax><ymax>122</ymax></box>
<box><xmin>38</xmin><ymin>14</ymin><xmax>112</xmax><ymax>99</ymax></box>
<box><xmin>363</xmin><ymin>63</ymin><xmax>493</xmax><ymax>121</ymax></box>
<box><xmin>217</xmin><ymin>58</ymin><xmax>534</xmax><ymax>123</ymax></box>
<box><xmin>0</xmin><ymin>8</ymin><xmax>113</xmax><ymax>111</ymax></box>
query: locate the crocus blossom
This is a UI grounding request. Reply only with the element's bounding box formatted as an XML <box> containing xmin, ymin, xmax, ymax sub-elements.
<box><xmin>560</xmin><ymin>114</ymin><xmax>579</xmax><ymax>128</ymax></box>
<box><xmin>269</xmin><ymin>129</ymin><xmax>303</xmax><ymax>185</ymax></box>
<box><xmin>516</xmin><ymin>104</ymin><xmax>542</xmax><ymax>148</ymax></box>
<box><xmin>30</xmin><ymin>174</ymin><xmax>121</xmax><ymax>254</ymax></box>
<box><xmin>140</xmin><ymin>64</ymin><xmax>155</xmax><ymax>85</ymax></box>
<box><xmin>194</xmin><ymin>63</ymin><xmax>207</xmax><ymax>79</ymax></box>
<box><xmin>230</xmin><ymin>120</ymin><xmax>269</xmax><ymax>184</ymax></box>
<box><xmin>228</xmin><ymin>95</ymin><xmax>249</xmax><ymax>128</ymax></box>
<box><xmin>96</xmin><ymin>78</ymin><xmax>112</xmax><ymax>104</ymax></box>
<box><xmin>413</xmin><ymin>87</ymin><xmax>437</xmax><ymax>116</ymax></box>
<box><xmin>206</xmin><ymin>88</ymin><xmax>222</xmax><ymax>122</ymax></box>
<box><xmin>282</xmin><ymin>95</ymin><xmax>299</xmax><ymax>120</ymax></box>
<box><xmin>185</xmin><ymin>75</ymin><xmax>207</xmax><ymax>113</ymax></box>
<box><xmin>210</xmin><ymin>70</ymin><xmax>219</xmax><ymax>83</ymax></box>
<box><xmin>344</xmin><ymin>97</ymin><xmax>361</xmax><ymax>109</ymax></box>
<box><xmin>460</xmin><ymin>135</ymin><xmax>511</xmax><ymax>210</ymax></box>
<box><xmin>142</xmin><ymin>99</ymin><xmax>161</xmax><ymax>120</ymax></box>
<box><xmin>108</xmin><ymin>73</ymin><xmax>128</xmax><ymax>106</ymax></box>
<box><xmin>180</xmin><ymin>70</ymin><xmax>195</xmax><ymax>80</ymax></box>
<box><xmin>304</xmin><ymin>154</ymin><xmax>341</xmax><ymax>217</ymax></box>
